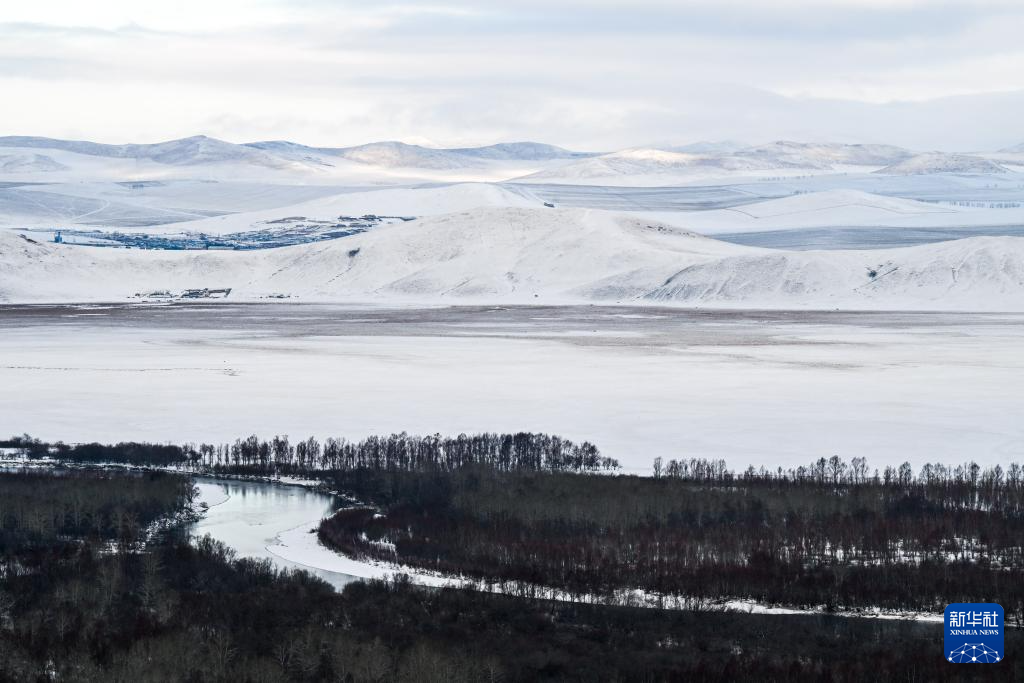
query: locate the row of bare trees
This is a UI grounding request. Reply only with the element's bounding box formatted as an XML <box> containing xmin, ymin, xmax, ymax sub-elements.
<box><xmin>3</xmin><ymin>432</ymin><xmax>618</xmax><ymax>474</ymax></box>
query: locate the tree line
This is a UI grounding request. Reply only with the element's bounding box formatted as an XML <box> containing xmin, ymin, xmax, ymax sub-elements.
<box><xmin>2</xmin><ymin>431</ymin><xmax>618</xmax><ymax>474</ymax></box>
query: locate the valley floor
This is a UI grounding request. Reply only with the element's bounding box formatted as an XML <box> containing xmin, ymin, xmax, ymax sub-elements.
<box><xmin>2</xmin><ymin>303</ymin><xmax>1022</xmax><ymax>471</ymax></box>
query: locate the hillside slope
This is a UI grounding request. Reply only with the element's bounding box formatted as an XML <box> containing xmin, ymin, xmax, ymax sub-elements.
<box><xmin>164</xmin><ymin>183</ymin><xmax>541</xmax><ymax>236</ymax></box>
<box><xmin>877</xmin><ymin>153</ymin><xmax>1009</xmax><ymax>175</ymax></box>
<box><xmin>2</xmin><ymin>207</ymin><xmax>1022</xmax><ymax>309</ymax></box>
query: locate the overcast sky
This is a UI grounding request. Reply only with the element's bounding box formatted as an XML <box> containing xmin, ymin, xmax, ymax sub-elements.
<box><xmin>3</xmin><ymin>1</ymin><xmax>1024</xmax><ymax>150</ymax></box>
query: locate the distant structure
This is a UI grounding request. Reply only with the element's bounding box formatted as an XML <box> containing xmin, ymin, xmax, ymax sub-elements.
<box><xmin>181</xmin><ymin>288</ymin><xmax>232</xmax><ymax>299</ymax></box>
<box><xmin>134</xmin><ymin>288</ymin><xmax>232</xmax><ymax>300</ymax></box>
<box><xmin>543</xmin><ymin>202</ymin><xmax>556</xmax><ymax>208</ymax></box>
<box><xmin>53</xmin><ymin>231</ymin><xmax>63</xmax><ymax>244</ymax></box>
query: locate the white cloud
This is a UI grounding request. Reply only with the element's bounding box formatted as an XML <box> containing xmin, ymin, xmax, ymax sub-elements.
<box><xmin>2</xmin><ymin>0</ymin><xmax>1023</xmax><ymax>148</ymax></box>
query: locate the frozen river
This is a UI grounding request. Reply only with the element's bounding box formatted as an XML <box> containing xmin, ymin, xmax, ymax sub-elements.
<box><xmin>189</xmin><ymin>476</ymin><xmax>446</xmax><ymax>590</ymax></box>
<box><xmin>190</xmin><ymin>477</ymin><xmax>361</xmax><ymax>590</ymax></box>
<box><xmin>1</xmin><ymin>303</ymin><xmax>1022</xmax><ymax>471</ymax></box>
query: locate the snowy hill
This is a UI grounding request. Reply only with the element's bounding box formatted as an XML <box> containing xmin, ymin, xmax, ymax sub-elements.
<box><xmin>328</xmin><ymin>141</ymin><xmax>590</xmax><ymax>169</ymax></box>
<box><xmin>445</xmin><ymin>142</ymin><xmax>593</xmax><ymax>161</ymax></box>
<box><xmin>245</xmin><ymin>140</ymin><xmax>591</xmax><ymax>169</ymax></box>
<box><xmin>735</xmin><ymin>141</ymin><xmax>912</xmax><ymax>168</ymax></box>
<box><xmin>0</xmin><ymin>153</ymin><xmax>68</xmax><ymax>173</ymax></box>
<box><xmin>2</xmin><ymin>207</ymin><xmax>1022</xmax><ymax>310</ymax></box>
<box><xmin>516</xmin><ymin>148</ymin><xmax>733</xmax><ymax>184</ymax></box>
<box><xmin>3</xmin><ymin>135</ymin><xmax>1018</xmax><ymax>187</ymax></box>
<box><xmin>162</xmin><ymin>183</ymin><xmax>542</xmax><ymax>236</ymax></box>
<box><xmin>646</xmin><ymin>236</ymin><xmax>1024</xmax><ymax>309</ymax></box>
<box><xmin>0</xmin><ymin>135</ymin><xmax>288</xmax><ymax>168</ymax></box>
<box><xmin>0</xmin><ymin>136</ymin><xmax>570</xmax><ymax>185</ymax></box>
<box><xmin>877</xmin><ymin>153</ymin><xmax>1010</xmax><ymax>175</ymax></box>
<box><xmin>1</xmin><ymin>135</ymin><xmax>587</xmax><ymax>172</ymax></box>
<box><xmin>668</xmin><ymin>141</ymin><xmax>748</xmax><ymax>155</ymax></box>
<box><xmin>0</xmin><ymin>136</ymin><xmax>589</xmax><ymax>184</ymax></box>
<box><xmin>335</xmin><ymin>142</ymin><xmax>483</xmax><ymax>170</ymax></box>
<box><xmin>518</xmin><ymin>141</ymin><xmax>916</xmax><ymax>185</ymax></box>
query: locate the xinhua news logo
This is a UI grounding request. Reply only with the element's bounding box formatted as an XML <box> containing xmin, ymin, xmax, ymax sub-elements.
<box><xmin>945</xmin><ymin>603</ymin><xmax>1003</xmax><ymax>664</ymax></box>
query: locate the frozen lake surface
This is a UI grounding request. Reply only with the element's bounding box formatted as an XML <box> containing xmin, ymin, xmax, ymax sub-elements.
<box><xmin>717</xmin><ymin>225</ymin><xmax>1024</xmax><ymax>249</ymax></box>
<box><xmin>1</xmin><ymin>303</ymin><xmax>1022</xmax><ymax>471</ymax></box>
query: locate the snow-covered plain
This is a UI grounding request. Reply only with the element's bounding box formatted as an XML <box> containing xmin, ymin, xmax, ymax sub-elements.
<box><xmin>2</xmin><ymin>304</ymin><xmax>1022</xmax><ymax>471</ymax></box>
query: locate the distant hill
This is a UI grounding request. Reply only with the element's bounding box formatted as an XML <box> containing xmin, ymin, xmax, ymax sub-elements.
<box><xmin>0</xmin><ymin>135</ymin><xmax>290</xmax><ymax>167</ymax></box>
<box><xmin>0</xmin><ymin>135</ymin><xmax>589</xmax><ymax>172</ymax></box>
<box><xmin>668</xmin><ymin>141</ymin><xmax>748</xmax><ymax>155</ymax></box>
<box><xmin>335</xmin><ymin>141</ymin><xmax>483</xmax><ymax>170</ymax></box>
<box><xmin>519</xmin><ymin>141</ymin><xmax>916</xmax><ymax>183</ymax></box>
<box><xmin>735</xmin><ymin>141</ymin><xmax>912</xmax><ymax>168</ymax></box>
<box><xmin>446</xmin><ymin>142</ymin><xmax>594</xmax><ymax>161</ymax></box>
<box><xmin>0</xmin><ymin>153</ymin><xmax>68</xmax><ymax>173</ymax></box>
<box><xmin>332</xmin><ymin>141</ymin><xmax>590</xmax><ymax>169</ymax></box>
<box><xmin>877</xmin><ymin>152</ymin><xmax>1010</xmax><ymax>175</ymax></box>
<box><xmin>245</xmin><ymin>140</ymin><xmax>592</xmax><ymax>170</ymax></box>
<box><xmin>2</xmin><ymin>134</ymin><xmax>1018</xmax><ymax>183</ymax></box>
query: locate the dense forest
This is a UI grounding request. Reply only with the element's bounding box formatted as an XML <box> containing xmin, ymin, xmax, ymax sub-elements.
<box><xmin>1</xmin><ymin>469</ymin><xmax>1020</xmax><ymax>681</ymax></box>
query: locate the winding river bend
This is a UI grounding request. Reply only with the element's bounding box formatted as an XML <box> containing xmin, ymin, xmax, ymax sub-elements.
<box><xmin>0</xmin><ymin>465</ymin><xmax>950</xmax><ymax>623</ymax></box>
<box><xmin>190</xmin><ymin>477</ymin><xmax>362</xmax><ymax>590</ymax></box>
<box><xmin>186</xmin><ymin>475</ymin><xmax>951</xmax><ymax>624</ymax></box>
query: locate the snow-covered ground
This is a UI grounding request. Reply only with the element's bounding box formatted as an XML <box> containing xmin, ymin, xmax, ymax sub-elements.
<box><xmin>2</xmin><ymin>304</ymin><xmax>1022</xmax><ymax>471</ymax></box>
